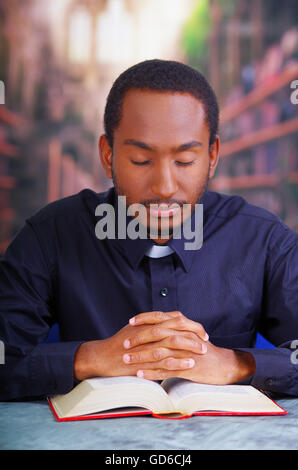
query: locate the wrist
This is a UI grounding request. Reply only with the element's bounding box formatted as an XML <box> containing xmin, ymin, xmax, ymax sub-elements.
<box><xmin>224</xmin><ymin>349</ymin><xmax>256</xmax><ymax>384</ymax></box>
<box><xmin>73</xmin><ymin>341</ymin><xmax>99</xmax><ymax>381</ymax></box>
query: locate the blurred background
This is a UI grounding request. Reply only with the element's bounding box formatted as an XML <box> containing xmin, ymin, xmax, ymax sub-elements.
<box><xmin>0</xmin><ymin>0</ymin><xmax>297</xmax><ymax>346</ymax></box>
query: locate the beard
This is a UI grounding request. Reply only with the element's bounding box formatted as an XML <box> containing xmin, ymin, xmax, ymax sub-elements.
<box><xmin>111</xmin><ymin>158</ymin><xmax>210</xmax><ymax>239</ymax></box>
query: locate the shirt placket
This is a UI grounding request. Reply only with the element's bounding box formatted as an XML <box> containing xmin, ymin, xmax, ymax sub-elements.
<box><xmin>148</xmin><ymin>255</ymin><xmax>178</xmax><ymax>312</ymax></box>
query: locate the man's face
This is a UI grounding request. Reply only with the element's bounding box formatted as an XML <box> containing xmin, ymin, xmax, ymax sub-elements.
<box><xmin>99</xmin><ymin>89</ymin><xmax>219</xmax><ymax>243</ymax></box>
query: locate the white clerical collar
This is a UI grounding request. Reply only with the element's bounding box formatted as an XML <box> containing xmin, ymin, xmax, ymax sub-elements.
<box><xmin>145</xmin><ymin>244</ymin><xmax>174</xmax><ymax>258</ymax></box>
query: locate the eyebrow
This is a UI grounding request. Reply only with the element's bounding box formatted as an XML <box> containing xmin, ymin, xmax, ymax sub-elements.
<box><xmin>177</xmin><ymin>141</ymin><xmax>203</xmax><ymax>151</ymax></box>
<box><xmin>123</xmin><ymin>139</ymin><xmax>153</xmax><ymax>150</ymax></box>
<box><xmin>123</xmin><ymin>139</ymin><xmax>202</xmax><ymax>152</ymax></box>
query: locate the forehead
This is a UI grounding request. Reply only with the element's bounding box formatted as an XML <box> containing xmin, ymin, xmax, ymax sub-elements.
<box><xmin>116</xmin><ymin>89</ymin><xmax>208</xmax><ymax>142</ymax></box>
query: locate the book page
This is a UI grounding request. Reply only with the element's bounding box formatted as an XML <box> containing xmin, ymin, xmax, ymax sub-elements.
<box><xmin>162</xmin><ymin>378</ymin><xmax>259</xmax><ymax>405</ymax></box>
<box><xmin>86</xmin><ymin>376</ymin><xmax>163</xmax><ymax>390</ymax></box>
<box><xmin>85</xmin><ymin>407</ymin><xmax>152</xmax><ymax>416</ymax></box>
<box><xmin>51</xmin><ymin>376</ymin><xmax>174</xmax><ymax>417</ymax></box>
<box><xmin>161</xmin><ymin>378</ymin><xmax>282</xmax><ymax>414</ymax></box>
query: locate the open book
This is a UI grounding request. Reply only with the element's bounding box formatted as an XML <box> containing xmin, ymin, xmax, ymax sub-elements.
<box><xmin>48</xmin><ymin>376</ymin><xmax>286</xmax><ymax>421</ymax></box>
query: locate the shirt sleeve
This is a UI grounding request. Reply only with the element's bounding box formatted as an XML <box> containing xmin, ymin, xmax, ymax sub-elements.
<box><xmin>0</xmin><ymin>221</ymin><xmax>83</xmax><ymax>400</ymax></box>
<box><xmin>236</xmin><ymin>221</ymin><xmax>298</xmax><ymax>395</ymax></box>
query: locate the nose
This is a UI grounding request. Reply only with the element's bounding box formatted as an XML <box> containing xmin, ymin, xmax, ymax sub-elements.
<box><xmin>150</xmin><ymin>160</ymin><xmax>179</xmax><ymax>200</ymax></box>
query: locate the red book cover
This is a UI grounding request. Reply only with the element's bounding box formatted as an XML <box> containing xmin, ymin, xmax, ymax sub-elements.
<box><xmin>47</xmin><ymin>397</ymin><xmax>287</xmax><ymax>422</ymax></box>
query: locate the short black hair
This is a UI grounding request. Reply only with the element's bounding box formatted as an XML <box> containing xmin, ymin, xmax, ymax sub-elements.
<box><xmin>103</xmin><ymin>59</ymin><xmax>219</xmax><ymax>149</ymax></box>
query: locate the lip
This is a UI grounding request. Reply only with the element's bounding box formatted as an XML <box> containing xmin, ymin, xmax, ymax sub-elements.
<box><xmin>147</xmin><ymin>206</ymin><xmax>181</xmax><ymax>218</ymax></box>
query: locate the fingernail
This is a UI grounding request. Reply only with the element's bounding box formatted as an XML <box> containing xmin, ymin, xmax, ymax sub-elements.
<box><xmin>123</xmin><ymin>339</ymin><xmax>130</xmax><ymax>349</ymax></box>
<box><xmin>202</xmin><ymin>343</ymin><xmax>207</xmax><ymax>353</ymax></box>
<box><xmin>129</xmin><ymin>317</ymin><xmax>135</xmax><ymax>324</ymax></box>
<box><xmin>204</xmin><ymin>333</ymin><xmax>209</xmax><ymax>341</ymax></box>
<box><xmin>185</xmin><ymin>359</ymin><xmax>195</xmax><ymax>368</ymax></box>
<box><xmin>137</xmin><ymin>370</ymin><xmax>144</xmax><ymax>378</ymax></box>
<box><xmin>123</xmin><ymin>354</ymin><xmax>131</xmax><ymax>363</ymax></box>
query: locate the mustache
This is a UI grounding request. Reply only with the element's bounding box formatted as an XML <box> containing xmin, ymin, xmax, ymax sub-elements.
<box><xmin>140</xmin><ymin>199</ymin><xmax>187</xmax><ymax>207</ymax></box>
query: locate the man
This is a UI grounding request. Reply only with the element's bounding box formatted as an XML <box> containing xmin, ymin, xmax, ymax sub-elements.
<box><xmin>0</xmin><ymin>59</ymin><xmax>297</xmax><ymax>400</ymax></box>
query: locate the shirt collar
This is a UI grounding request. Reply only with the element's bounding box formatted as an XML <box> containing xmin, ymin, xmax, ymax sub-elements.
<box><xmin>145</xmin><ymin>244</ymin><xmax>174</xmax><ymax>258</ymax></box>
<box><xmin>106</xmin><ymin>187</ymin><xmax>212</xmax><ymax>272</ymax></box>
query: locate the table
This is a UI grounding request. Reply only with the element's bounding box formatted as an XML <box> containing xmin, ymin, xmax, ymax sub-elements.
<box><xmin>0</xmin><ymin>396</ymin><xmax>298</xmax><ymax>450</ymax></box>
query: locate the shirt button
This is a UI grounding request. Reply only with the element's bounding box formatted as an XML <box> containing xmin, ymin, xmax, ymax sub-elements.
<box><xmin>160</xmin><ymin>288</ymin><xmax>168</xmax><ymax>297</ymax></box>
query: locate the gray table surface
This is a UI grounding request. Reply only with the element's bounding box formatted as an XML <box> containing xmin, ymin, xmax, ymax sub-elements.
<box><xmin>0</xmin><ymin>396</ymin><xmax>297</xmax><ymax>450</ymax></box>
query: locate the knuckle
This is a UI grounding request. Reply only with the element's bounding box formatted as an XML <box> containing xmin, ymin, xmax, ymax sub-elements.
<box><xmin>171</xmin><ymin>335</ymin><xmax>182</xmax><ymax>347</ymax></box>
<box><xmin>157</xmin><ymin>370</ymin><xmax>167</xmax><ymax>379</ymax></box>
<box><xmin>177</xmin><ymin>316</ymin><xmax>187</xmax><ymax>327</ymax></box>
<box><xmin>197</xmin><ymin>323</ymin><xmax>206</xmax><ymax>335</ymax></box>
<box><xmin>174</xmin><ymin>310</ymin><xmax>183</xmax><ymax>318</ymax></box>
<box><xmin>186</xmin><ymin>332</ymin><xmax>198</xmax><ymax>342</ymax></box>
<box><xmin>152</xmin><ymin>348</ymin><xmax>163</xmax><ymax>361</ymax></box>
<box><xmin>187</xmin><ymin>338</ymin><xmax>197</xmax><ymax>349</ymax></box>
<box><xmin>164</xmin><ymin>357</ymin><xmax>175</xmax><ymax>369</ymax></box>
<box><xmin>131</xmin><ymin>334</ymin><xmax>140</xmax><ymax>346</ymax></box>
<box><xmin>156</xmin><ymin>311</ymin><xmax>165</xmax><ymax>321</ymax></box>
<box><xmin>151</xmin><ymin>326</ymin><xmax>161</xmax><ymax>339</ymax></box>
<box><xmin>133</xmin><ymin>352</ymin><xmax>142</xmax><ymax>362</ymax></box>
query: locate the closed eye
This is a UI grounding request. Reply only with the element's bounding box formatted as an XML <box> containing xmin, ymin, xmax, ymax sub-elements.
<box><xmin>175</xmin><ymin>161</ymin><xmax>195</xmax><ymax>166</ymax></box>
<box><xmin>130</xmin><ymin>160</ymin><xmax>151</xmax><ymax>166</ymax></box>
<box><xmin>130</xmin><ymin>160</ymin><xmax>195</xmax><ymax>166</ymax></box>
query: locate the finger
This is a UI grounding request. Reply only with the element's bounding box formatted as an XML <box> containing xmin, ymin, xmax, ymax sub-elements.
<box><xmin>159</xmin><ymin>335</ymin><xmax>207</xmax><ymax>355</ymax></box>
<box><xmin>129</xmin><ymin>310</ymin><xmax>181</xmax><ymax>326</ymax></box>
<box><xmin>123</xmin><ymin>325</ymin><xmax>175</xmax><ymax>349</ymax></box>
<box><xmin>136</xmin><ymin>368</ymin><xmax>184</xmax><ymax>381</ymax></box>
<box><xmin>124</xmin><ymin>325</ymin><xmax>208</xmax><ymax>352</ymax></box>
<box><xmin>158</xmin><ymin>357</ymin><xmax>195</xmax><ymax>370</ymax></box>
<box><xmin>124</xmin><ymin>336</ymin><xmax>206</xmax><ymax>363</ymax></box>
<box><xmin>135</xmin><ymin>355</ymin><xmax>195</xmax><ymax>378</ymax></box>
<box><xmin>130</xmin><ymin>311</ymin><xmax>208</xmax><ymax>342</ymax></box>
<box><xmin>123</xmin><ymin>325</ymin><xmax>205</xmax><ymax>351</ymax></box>
<box><xmin>158</xmin><ymin>316</ymin><xmax>209</xmax><ymax>341</ymax></box>
<box><xmin>123</xmin><ymin>342</ymin><xmax>205</xmax><ymax>365</ymax></box>
<box><xmin>123</xmin><ymin>347</ymin><xmax>169</xmax><ymax>364</ymax></box>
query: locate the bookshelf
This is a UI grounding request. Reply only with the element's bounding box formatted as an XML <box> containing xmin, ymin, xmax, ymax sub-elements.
<box><xmin>0</xmin><ymin>141</ymin><xmax>19</xmax><ymax>157</ymax></box>
<box><xmin>0</xmin><ymin>106</ymin><xmax>20</xmax><ymax>254</ymax></box>
<box><xmin>220</xmin><ymin>116</ymin><xmax>298</xmax><ymax>159</ymax></box>
<box><xmin>211</xmin><ymin>62</ymin><xmax>298</xmax><ymax>231</ymax></box>
<box><xmin>289</xmin><ymin>172</ymin><xmax>298</xmax><ymax>184</ymax></box>
<box><xmin>47</xmin><ymin>138</ymin><xmax>99</xmax><ymax>204</ymax></box>
<box><xmin>211</xmin><ymin>174</ymin><xmax>280</xmax><ymax>191</ymax></box>
<box><xmin>220</xmin><ymin>64</ymin><xmax>298</xmax><ymax>124</ymax></box>
<box><xmin>0</xmin><ymin>106</ymin><xmax>22</xmax><ymax>126</ymax></box>
<box><xmin>0</xmin><ymin>175</ymin><xmax>17</xmax><ymax>189</ymax></box>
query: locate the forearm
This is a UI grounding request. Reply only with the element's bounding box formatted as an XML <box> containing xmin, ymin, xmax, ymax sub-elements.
<box><xmin>0</xmin><ymin>341</ymin><xmax>83</xmax><ymax>400</ymax></box>
<box><xmin>73</xmin><ymin>340</ymin><xmax>107</xmax><ymax>381</ymax></box>
<box><xmin>222</xmin><ymin>349</ymin><xmax>256</xmax><ymax>384</ymax></box>
<box><xmin>235</xmin><ymin>344</ymin><xmax>298</xmax><ymax>395</ymax></box>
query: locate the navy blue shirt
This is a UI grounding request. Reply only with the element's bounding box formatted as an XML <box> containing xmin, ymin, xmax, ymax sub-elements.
<box><xmin>0</xmin><ymin>186</ymin><xmax>297</xmax><ymax>399</ymax></box>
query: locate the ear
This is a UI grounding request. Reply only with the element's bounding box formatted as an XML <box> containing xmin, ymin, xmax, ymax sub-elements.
<box><xmin>208</xmin><ymin>135</ymin><xmax>220</xmax><ymax>179</ymax></box>
<box><xmin>98</xmin><ymin>134</ymin><xmax>113</xmax><ymax>179</ymax></box>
